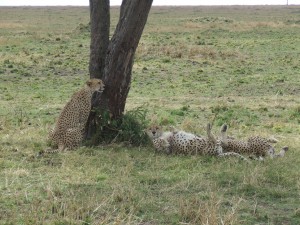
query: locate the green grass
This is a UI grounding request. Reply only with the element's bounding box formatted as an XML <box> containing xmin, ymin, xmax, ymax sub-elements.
<box><xmin>0</xmin><ymin>5</ymin><xmax>300</xmax><ymax>224</ymax></box>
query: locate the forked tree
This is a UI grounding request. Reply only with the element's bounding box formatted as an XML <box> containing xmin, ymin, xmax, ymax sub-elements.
<box><xmin>85</xmin><ymin>0</ymin><xmax>153</xmax><ymax>139</ymax></box>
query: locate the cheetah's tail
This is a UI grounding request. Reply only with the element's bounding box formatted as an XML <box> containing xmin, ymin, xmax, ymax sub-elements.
<box><xmin>37</xmin><ymin>148</ymin><xmax>60</xmax><ymax>157</ymax></box>
<box><xmin>218</xmin><ymin>152</ymin><xmax>248</xmax><ymax>161</ymax></box>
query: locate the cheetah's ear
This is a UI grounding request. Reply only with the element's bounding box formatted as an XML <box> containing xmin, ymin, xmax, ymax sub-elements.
<box><xmin>86</xmin><ymin>80</ymin><xmax>92</xmax><ymax>86</ymax></box>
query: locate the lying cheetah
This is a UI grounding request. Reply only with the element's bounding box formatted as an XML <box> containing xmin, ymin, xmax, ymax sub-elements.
<box><xmin>220</xmin><ymin>124</ymin><xmax>288</xmax><ymax>160</ymax></box>
<box><xmin>146</xmin><ymin>123</ymin><xmax>248</xmax><ymax>160</ymax></box>
<box><xmin>146</xmin><ymin>124</ymin><xmax>222</xmax><ymax>155</ymax></box>
<box><xmin>45</xmin><ymin>78</ymin><xmax>105</xmax><ymax>153</ymax></box>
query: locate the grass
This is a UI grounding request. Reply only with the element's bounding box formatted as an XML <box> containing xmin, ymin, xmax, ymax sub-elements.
<box><xmin>0</xmin><ymin>5</ymin><xmax>300</xmax><ymax>225</ymax></box>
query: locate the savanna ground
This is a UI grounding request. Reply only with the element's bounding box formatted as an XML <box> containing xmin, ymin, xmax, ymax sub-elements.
<box><xmin>0</xmin><ymin>5</ymin><xmax>300</xmax><ymax>225</ymax></box>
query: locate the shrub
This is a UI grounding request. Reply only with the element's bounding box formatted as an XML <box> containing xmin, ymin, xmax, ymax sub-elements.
<box><xmin>87</xmin><ymin>106</ymin><xmax>151</xmax><ymax>147</ymax></box>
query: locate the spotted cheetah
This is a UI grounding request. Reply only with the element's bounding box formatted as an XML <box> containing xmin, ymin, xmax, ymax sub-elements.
<box><xmin>45</xmin><ymin>79</ymin><xmax>105</xmax><ymax>153</ymax></box>
<box><xmin>147</xmin><ymin>123</ymin><xmax>249</xmax><ymax>160</ymax></box>
<box><xmin>146</xmin><ymin>125</ymin><xmax>174</xmax><ymax>153</ymax></box>
<box><xmin>220</xmin><ymin>124</ymin><xmax>288</xmax><ymax>160</ymax></box>
<box><xmin>147</xmin><ymin>124</ymin><xmax>222</xmax><ymax>155</ymax></box>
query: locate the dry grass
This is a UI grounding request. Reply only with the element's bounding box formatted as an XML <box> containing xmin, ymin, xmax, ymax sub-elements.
<box><xmin>179</xmin><ymin>193</ymin><xmax>241</xmax><ymax>225</ymax></box>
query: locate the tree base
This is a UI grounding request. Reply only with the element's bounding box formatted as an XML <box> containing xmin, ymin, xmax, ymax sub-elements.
<box><xmin>84</xmin><ymin>107</ymin><xmax>151</xmax><ymax>147</ymax></box>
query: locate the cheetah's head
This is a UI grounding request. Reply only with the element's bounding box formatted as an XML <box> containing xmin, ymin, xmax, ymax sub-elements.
<box><xmin>146</xmin><ymin>125</ymin><xmax>163</xmax><ymax>139</ymax></box>
<box><xmin>86</xmin><ymin>79</ymin><xmax>105</xmax><ymax>93</ymax></box>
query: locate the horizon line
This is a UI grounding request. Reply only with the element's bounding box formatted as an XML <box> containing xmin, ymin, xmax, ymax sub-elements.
<box><xmin>0</xmin><ymin>4</ymin><xmax>298</xmax><ymax>6</ymax></box>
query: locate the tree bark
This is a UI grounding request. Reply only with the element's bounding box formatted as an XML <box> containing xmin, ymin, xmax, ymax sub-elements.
<box><xmin>102</xmin><ymin>0</ymin><xmax>153</xmax><ymax>119</ymax></box>
<box><xmin>85</xmin><ymin>0</ymin><xmax>153</xmax><ymax>141</ymax></box>
<box><xmin>89</xmin><ymin>0</ymin><xmax>110</xmax><ymax>79</ymax></box>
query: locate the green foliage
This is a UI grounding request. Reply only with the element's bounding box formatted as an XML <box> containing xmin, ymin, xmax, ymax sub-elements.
<box><xmin>118</xmin><ymin>108</ymin><xmax>151</xmax><ymax>146</ymax></box>
<box><xmin>170</xmin><ymin>106</ymin><xmax>190</xmax><ymax>116</ymax></box>
<box><xmin>88</xmin><ymin>106</ymin><xmax>151</xmax><ymax>147</ymax></box>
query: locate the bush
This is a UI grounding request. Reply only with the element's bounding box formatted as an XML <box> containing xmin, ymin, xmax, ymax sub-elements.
<box><xmin>87</xmin><ymin>106</ymin><xmax>151</xmax><ymax>147</ymax></box>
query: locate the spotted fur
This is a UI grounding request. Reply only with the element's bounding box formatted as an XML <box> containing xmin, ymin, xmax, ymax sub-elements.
<box><xmin>170</xmin><ymin>124</ymin><xmax>223</xmax><ymax>155</ymax></box>
<box><xmin>147</xmin><ymin>124</ymin><xmax>224</xmax><ymax>156</ymax></box>
<box><xmin>220</xmin><ymin>124</ymin><xmax>288</xmax><ymax>160</ymax></box>
<box><xmin>45</xmin><ymin>79</ymin><xmax>105</xmax><ymax>153</ymax></box>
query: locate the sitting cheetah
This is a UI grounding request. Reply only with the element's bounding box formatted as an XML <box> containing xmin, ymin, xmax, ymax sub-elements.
<box><xmin>45</xmin><ymin>78</ymin><xmax>105</xmax><ymax>153</ymax></box>
<box><xmin>147</xmin><ymin>123</ymin><xmax>247</xmax><ymax>160</ymax></box>
<box><xmin>220</xmin><ymin>124</ymin><xmax>288</xmax><ymax>160</ymax></box>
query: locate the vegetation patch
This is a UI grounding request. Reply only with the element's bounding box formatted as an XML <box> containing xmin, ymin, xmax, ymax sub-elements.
<box><xmin>87</xmin><ymin>106</ymin><xmax>151</xmax><ymax>147</ymax></box>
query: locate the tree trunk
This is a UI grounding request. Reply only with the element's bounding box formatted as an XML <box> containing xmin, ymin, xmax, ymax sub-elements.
<box><xmin>89</xmin><ymin>0</ymin><xmax>110</xmax><ymax>79</ymax></box>
<box><xmin>102</xmin><ymin>0</ymin><xmax>153</xmax><ymax>119</ymax></box>
<box><xmin>85</xmin><ymin>0</ymin><xmax>153</xmax><ymax>141</ymax></box>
